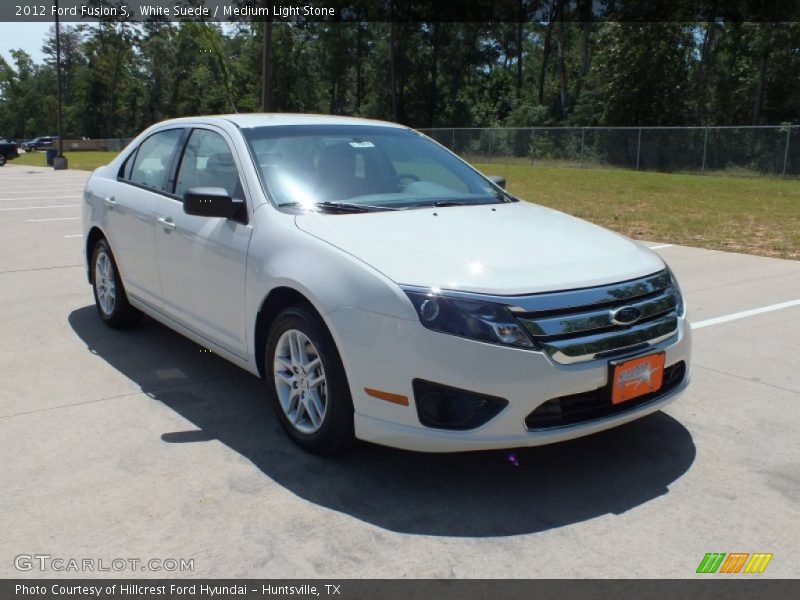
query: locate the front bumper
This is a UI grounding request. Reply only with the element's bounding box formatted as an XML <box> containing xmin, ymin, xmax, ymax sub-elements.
<box><xmin>326</xmin><ymin>307</ymin><xmax>691</xmax><ymax>452</ymax></box>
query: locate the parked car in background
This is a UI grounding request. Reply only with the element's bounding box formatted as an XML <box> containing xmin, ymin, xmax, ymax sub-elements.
<box><xmin>21</xmin><ymin>136</ymin><xmax>59</xmax><ymax>151</ymax></box>
<box><xmin>0</xmin><ymin>139</ymin><xmax>20</xmax><ymax>166</ymax></box>
<box><xmin>82</xmin><ymin>114</ymin><xmax>691</xmax><ymax>454</ymax></box>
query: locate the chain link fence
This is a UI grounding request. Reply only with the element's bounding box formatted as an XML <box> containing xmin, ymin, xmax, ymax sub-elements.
<box><xmin>418</xmin><ymin>126</ymin><xmax>800</xmax><ymax>177</ymax></box>
<box><xmin>20</xmin><ymin>128</ymin><xmax>799</xmax><ymax>177</ymax></box>
<box><xmin>62</xmin><ymin>138</ymin><xmax>133</xmax><ymax>151</ymax></box>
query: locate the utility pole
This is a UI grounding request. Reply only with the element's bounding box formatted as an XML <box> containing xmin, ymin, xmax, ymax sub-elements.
<box><xmin>389</xmin><ymin>12</ymin><xmax>397</xmax><ymax>121</ymax></box>
<box><xmin>53</xmin><ymin>0</ymin><xmax>67</xmax><ymax>169</ymax></box>
<box><xmin>261</xmin><ymin>16</ymin><xmax>272</xmax><ymax>112</ymax></box>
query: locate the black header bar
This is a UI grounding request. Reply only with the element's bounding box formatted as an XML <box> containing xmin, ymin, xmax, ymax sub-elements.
<box><xmin>3</xmin><ymin>579</ymin><xmax>800</xmax><ymax>600</ymax></box>
<box><xmin>2</xmin><ymin>0</ymin><xmax>800</xmax><ymax>23</ymax></box>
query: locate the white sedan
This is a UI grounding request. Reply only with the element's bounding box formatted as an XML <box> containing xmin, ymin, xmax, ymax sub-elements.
<box><xmin>82</xmin><ymin>114</ymin><xmax>691</xmax><ymax>454</ymax></box>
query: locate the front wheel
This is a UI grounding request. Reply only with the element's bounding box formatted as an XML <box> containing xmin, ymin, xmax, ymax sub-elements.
<box><xmin>0</xmin><ymin>155</ymin><xmax>6</xmax><ymax>167</ymax></box>
<box><xmin>265</xmin><ymin>305</ymin><xmax>354</xmax><ymax>454</ymax></box>
<box><xmin>91</xmin><ymin>239</ymin><xmax>142</xmax><ymax>329</ymax></box>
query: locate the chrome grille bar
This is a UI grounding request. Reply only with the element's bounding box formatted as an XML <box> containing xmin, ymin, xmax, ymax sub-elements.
<box><xmin>506</xmin><ymin>269</ymin><xmax>680</xmax><ymax>364</ymax></box>
<box><xmin>537</xmin><ymin>315</ymin><xmax>678</xmax><ymax>364</ymax></box>
<box><xmin>519</xmin><ymin>288</ymin><xmax>679</xmax><ymax>338</ymax></box>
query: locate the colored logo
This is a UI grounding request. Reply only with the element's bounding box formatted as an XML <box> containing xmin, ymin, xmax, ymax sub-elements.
<box><xmin>696</xmin><ymin>553</ymin><xmax>773</xmax><ymax>574</ymax></box>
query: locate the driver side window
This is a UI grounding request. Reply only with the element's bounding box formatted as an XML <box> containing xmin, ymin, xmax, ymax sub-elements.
<box><xmin>175</xmin><ymin>129</ymin><xmax>243</xmax><ymax>200</ymax></box>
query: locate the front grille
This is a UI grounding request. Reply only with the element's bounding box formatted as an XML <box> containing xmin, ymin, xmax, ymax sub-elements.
<box><xmin>511</xmin><ymin>270</ymin><xmax>681</xmax><ymax>364</ymax></box>
<box><xmin>525</xmin><ymin>361</ymin><xmax>686</xmax><ymax>430</ymax></box>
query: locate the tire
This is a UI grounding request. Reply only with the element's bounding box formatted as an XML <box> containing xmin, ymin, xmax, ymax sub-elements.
<box><xmin>90</xmin><ymin>238</ymin><xmax>142</xmax><ymax>329</ymax></box>
<box><xmin>0</xmin><ymin>155</ymin><xmax>6</xmax><ymax>167</ymax></box>
<box><xmin>265</xmin><ymin>304</ymin><xmax>354</xmax><ymax>454</ymax></box>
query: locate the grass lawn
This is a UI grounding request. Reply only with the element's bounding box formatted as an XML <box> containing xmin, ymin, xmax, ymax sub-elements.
<box><xmin>476</xmin><ymin>163</ymin><xmax>800</xmax><ymax>260</ymax></box>
<box><xmin>12</xmin><ymin>150</ymin><xmax>118</xmax><ymax>171</ymax></box>
<box><xmin>9</xmin><ymin>151</ymin><xmax>797</xmax><ymax>259</ymax></box>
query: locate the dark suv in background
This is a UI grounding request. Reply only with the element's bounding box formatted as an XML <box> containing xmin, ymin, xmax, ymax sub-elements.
<box><xmin>0</xmin><ymin>139</ymin><xmax>20</xmax><ymax>166</ymax></box>
<box><xmin>21</xmin><ymin>136</ymin><xmax>59</xmax><ymax>151</ymax></box>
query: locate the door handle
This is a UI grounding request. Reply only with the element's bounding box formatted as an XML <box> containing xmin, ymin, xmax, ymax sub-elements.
<box><xmin>103</xmin><ymin>196</ymin><xmax>116</xmax><ymax>208</ymax></box>
<box><xmin>157</xmin><ymin>216</ymin><xmax>177</xmax><ymax>231</ymax></box>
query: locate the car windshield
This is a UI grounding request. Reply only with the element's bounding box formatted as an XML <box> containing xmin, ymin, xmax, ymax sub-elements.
<box><xmin>241</xmin><ymin>125</ymin><xmax>509</xmax><ymax>210</ymax></box>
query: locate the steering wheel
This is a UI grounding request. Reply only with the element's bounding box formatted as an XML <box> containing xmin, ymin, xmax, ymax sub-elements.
<box><xmin>395</xmin><ymin>172</ymin><xmax>421</xmax><ymax>187</ymax></box>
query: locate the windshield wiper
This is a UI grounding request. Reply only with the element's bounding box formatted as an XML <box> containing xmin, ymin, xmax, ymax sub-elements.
<box><xmin>317</xmin><ymin>201</ymin><xmax>398</xmax><ymax>212</ymax></box>
<box><xmin>280</xmin><ymin>201</ymin><xmax>396</xmax><ymax>213</ymax></box>
<box><xmin>431</xmin><ymin>200</ymin><xmax>472</xmax><ymax>207</ymax></box>
<box><xmin>404</xmin><ymin>199</ymin><xmax>497</xmax><ymax>209</ymax></box>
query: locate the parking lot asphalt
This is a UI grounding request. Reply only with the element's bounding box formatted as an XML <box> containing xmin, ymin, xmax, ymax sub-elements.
<box><xmin>1</xmin><ymin>165</ymin><xmax>798</xmax><ymax>578</ymax></box>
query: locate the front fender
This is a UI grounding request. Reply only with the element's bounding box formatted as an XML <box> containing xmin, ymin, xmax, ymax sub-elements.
<box><xmin>244</xmin><ymin>209</ymin><xmax>417</xmax><ymax>360</ymax></box>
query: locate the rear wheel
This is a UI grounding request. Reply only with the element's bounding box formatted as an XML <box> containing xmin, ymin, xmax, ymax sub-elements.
<box><xmin>91</xmin><ymin>239</ymin><xmax>142</xmax><ymax>329</ymax></box>
<box><xmin>265</xmin><ymin>305</ymin><xmax>354</xmax><ymax>454</ymax></box>
<box><xmin>0</xmin><ymin>155</ymin><xmax>6</xmax><ymax>167</ymax></box>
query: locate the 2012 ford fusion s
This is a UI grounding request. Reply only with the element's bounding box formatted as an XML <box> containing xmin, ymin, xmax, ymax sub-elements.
<box><xmin>82</xmin><ymin>114</ymin><xmax>691</xmax><ymax>454</ymax></box>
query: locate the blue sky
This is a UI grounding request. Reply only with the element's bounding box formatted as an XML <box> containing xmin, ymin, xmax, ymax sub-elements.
<box><xmin>0</xmin><ymin>22</ymin><xmax>53</xmax><ymax>65</ymax></box>
<box><xmin>0</xmin><ymin>21</ymin><xmax>241</xmax><ymax>68</ymax></box>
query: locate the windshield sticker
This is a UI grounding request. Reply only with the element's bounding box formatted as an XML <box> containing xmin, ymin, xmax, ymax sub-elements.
<box><xmin>349</xmin><ymin>141</ymin><xmax>375</xmax><ymax>148</ymax></box>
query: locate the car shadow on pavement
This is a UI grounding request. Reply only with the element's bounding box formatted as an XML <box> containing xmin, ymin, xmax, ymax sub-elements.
<box><xmin>69</xmin><ymin>305</ymin><xmax>696</xmax><ymax>538</ymax></box>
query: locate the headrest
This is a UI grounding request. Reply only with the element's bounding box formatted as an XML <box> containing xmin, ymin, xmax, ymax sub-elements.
<box><xmin>316</xmin><ymin>143</ymin><xmax>356</xmax><ymax>175</ymax></box>
<box><xmin>207</xmin><ymin>153</ymin><xmax>235</xmax><ymax>170</ymax></box>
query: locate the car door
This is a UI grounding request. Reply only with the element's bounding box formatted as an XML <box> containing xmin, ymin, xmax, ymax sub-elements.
<box><xmin>105</xmin><ymin>127</ymin><xmax>186</xmax><ymax>308</ymax></box>
<box><xmin>154</xmin><ymin>126</ymin><xmax>253</xmax><ymax>357</ymax></box>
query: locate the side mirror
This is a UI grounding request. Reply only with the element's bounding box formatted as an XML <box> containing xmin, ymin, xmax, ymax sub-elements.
<box><xmin>183</xmin><ymin>187</ymin><xmax>243</xmax><ymax>219</ymax></box>
<box><xmin>488</xmin><ymin>175</ymin><xmax>506</xmax><ymax>189</ymax></box>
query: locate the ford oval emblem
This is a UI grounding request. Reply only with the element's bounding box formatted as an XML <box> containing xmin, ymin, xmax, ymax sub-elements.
<box><xmin>611</xmin><ymin>305</ymin><xmax>642</xmax><ymax>326</ymax></box>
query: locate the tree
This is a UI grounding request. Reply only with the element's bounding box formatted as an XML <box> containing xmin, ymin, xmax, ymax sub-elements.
<box><xmin>1</xmin><ymin>19</ymin><xmax>798</xmax><ymax>140</ymax></box>
<box><xmin>591</xmin><ymin>23</ymin><xmax>693</xmax><ymax>126</ymax></box>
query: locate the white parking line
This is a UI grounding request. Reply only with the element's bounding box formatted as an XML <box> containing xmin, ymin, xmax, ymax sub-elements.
<box><xmin>0</xmin><ymin>196</ymin><xmax>82</xmax><ymax>202</ymax></box>
<box><xmin>26</xmin><ymin>217</ymin><xmax>81</xmax><ymax>222</ymax></box>
<box><xmin>64</xmin><ymin>234</ymin><xmax>83</xmax><ymax>238</ymax></box>
<box><xmin>2</xmin><ymin>188</ymin><xmax>84</xmax><ymax>193</ymax></box>
<box><xmin>0</xmin><ymin>204</ymin><xmax>80</xmax><ymax>211</ymax></box>
<box><xmin>1</xmin><ymin>178</ymin><xmax>87</xmax><ymax>182</ymax></box>
<box><xmin>649</xmin><ymin>244</ymin><xmax>674</xmax><ymax>250</ymax></box>
<box><xmin>0</xmin><ymin>181</ymin><xmax>87</xmax><ymax>185</ymax></box>
<box><xmin>0</xmin><ymin>177</ymin><xmax>88</xmax><ymax>179</ymax></box>
<box><xmin>691</xmin><ymin>299</ymin><xmax>800</xmax><ymax>330</ymax></box>
<box><xmin>0</xmin><ymin>191</ymin><xmax>83</xmax><ymax>199</ymax></box>
<box><xmin>2</xmin><ymin>180</ymin><xmax>87</xmax><ymax>184</ymax></box>
<box><xmin>0</xmin><ymin>174</ymin><xmax>88</xmax><ymax>179</ymax></box>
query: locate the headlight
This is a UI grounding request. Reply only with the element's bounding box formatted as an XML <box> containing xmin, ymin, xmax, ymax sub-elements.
<box><xmin>403</xmin><ymin>289</ymin><xmax>534</xmax><ymax>348</ymax></box>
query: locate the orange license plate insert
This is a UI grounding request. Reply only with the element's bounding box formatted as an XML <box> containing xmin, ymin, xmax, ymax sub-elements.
<box><xmin>611</xmin><ymin>353</ymin><xmax>666</xmax><ymax>404</ymax></box>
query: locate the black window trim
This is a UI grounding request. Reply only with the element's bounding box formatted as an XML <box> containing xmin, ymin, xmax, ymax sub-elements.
<box><xmin>117</xmin><ymin>145</ymin><xmax>139</xmax><ymax>180</ymax></box>
<box><xmin>163</xmin><ymin>128</ymin><xmax>192</xmax><ymax>201</ymax></box>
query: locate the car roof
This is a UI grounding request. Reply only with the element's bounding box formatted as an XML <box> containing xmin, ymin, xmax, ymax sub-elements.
<box><xmin>154</xmin><ymin>113</ymin><xmax>408</xmax><ymax>130</ymax></box>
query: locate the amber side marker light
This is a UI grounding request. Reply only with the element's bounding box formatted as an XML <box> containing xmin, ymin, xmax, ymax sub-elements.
<box><xmin>364</xmin><ymin>388</ymin><xmax>409</xmax><ymax>406</ymax></box>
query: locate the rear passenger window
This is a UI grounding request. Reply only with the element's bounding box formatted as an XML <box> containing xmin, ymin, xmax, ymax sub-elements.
<box><xmin>128</xmin><ymin>129</ymin><xmax>183</xmax><ymax>191</ymax></box>
<box><xmin>175</xmin><ymin>129</ymin><xmax>242</xmax><ymax>199</ymax></box>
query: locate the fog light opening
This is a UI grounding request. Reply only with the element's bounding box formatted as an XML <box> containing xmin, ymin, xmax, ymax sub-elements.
<box><xmin>412</xmin><ymin>380</ymin><xmax>508</xmax><ymax>430</ymax></box>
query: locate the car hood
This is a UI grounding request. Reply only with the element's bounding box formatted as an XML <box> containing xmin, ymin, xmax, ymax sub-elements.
<box><xmin>294</xmin><ymin>201</ymin><xmax>665</xmax><ymax>295</ymax></box>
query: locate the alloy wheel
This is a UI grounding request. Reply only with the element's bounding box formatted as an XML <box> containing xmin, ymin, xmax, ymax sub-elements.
<box><xmin>94</xmin><ymin>251</ymin><xmax>116</xmax><ymax>316</ymax></box>
<box><xmin>273</xmin><ymin>329</ymin><xmax>328</xmax><ymax>434</ymax></box>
